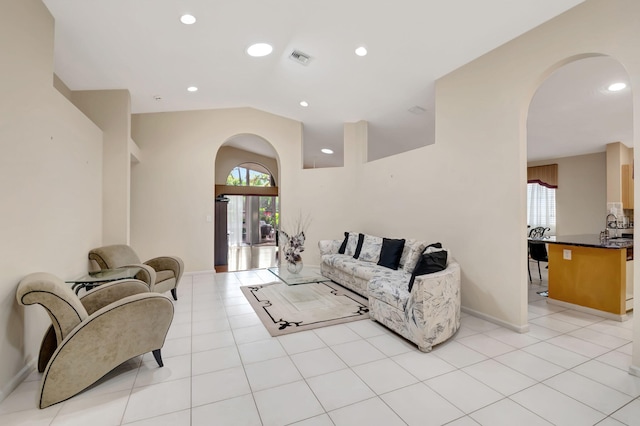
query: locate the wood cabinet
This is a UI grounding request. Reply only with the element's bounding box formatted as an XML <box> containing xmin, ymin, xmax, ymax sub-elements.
<box><xmin>622</xmin><ymin>164</ymin><xmax>634</xmax><ymax>209</ymax></box>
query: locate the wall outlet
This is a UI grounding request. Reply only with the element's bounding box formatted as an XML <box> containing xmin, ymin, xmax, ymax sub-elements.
<box><xmin>563</xmin><ymin>249</ymin><xmax>572</xmax><ymax>260</ymax></box>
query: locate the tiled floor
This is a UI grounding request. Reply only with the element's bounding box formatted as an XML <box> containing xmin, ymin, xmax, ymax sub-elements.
<box><xmin>1</xmin><ymin>268</ymin><xmax>639</xmax><ymax>425</ymax></box>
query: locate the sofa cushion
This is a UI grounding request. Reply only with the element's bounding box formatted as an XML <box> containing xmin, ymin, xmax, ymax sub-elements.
<box><xmin>357</xmin><ymin>234</ymin><xmax>383</xmax><ymax>263</ymax></box>
<box><xmin>408</xmin><ymin>248</ymin><xmax>448</xmax><ymax>291</ymax></box>
<box><xmin>402</xmin><ymin>241</ymin><xmax>428</xmax><ymax>273</ymax></box>
<box><xmin>368</xmin><ymin>270</ymin><xmax>411</xmax><ymax>310</ymax></box>
<box><xmin>338</xmin><ymin>232</ymin><xmax>349</xmax><ymax>254</ymax></box>
<box><xmin>344</xmin><ymin>232</ymin><xmax>359</xmax><ymax>256</ymax></box>
<box><xmin>377</xmin><ymin>238</ymin><xmax>405</xmax><ymax>270</ymax></box>
<box><xmin>322</xmin><ymin>254</ymin><xmax>389</xmax><ymax>281</ymax></box>
<box><xmin>353</xmin><ymin>233</ymin><xmax>366</xmax><ymax>258</ymax></box>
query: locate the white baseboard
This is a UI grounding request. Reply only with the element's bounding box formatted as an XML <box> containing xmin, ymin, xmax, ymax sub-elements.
<box><xmin>184</xmin><ymin>270</ymin><xmax>216</xmax><ymax>276</ymax></box>
<box><xmin>629</xmin><ymin>364</ymin><xmax>640</xmax><ymax>378</ymax></box>
<box><xmin>546</xmin><ymin>298</ymin><xmax>629</xmax><ymax>322</ymax></box>
<box><xmin>0</xmin><ymin>357</ymin><xmax>36</xmax><ymax>403</ymax></box>
<box><xmin>461</xmin><ymin>306</ymin><xmax>529</xmax><ymax>333</ymax></box>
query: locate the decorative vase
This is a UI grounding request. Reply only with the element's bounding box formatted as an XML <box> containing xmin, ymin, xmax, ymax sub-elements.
<box><xmin>287</xmin><ymin>258</ymin><xmax>303</xmax><ymax>274</ymax></box>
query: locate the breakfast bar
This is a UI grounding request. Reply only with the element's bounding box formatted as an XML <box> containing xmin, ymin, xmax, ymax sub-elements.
<box><xmin>544</xmin><ymin>234</ymin><xmax>633</xmax><ymax>320</ymax></box>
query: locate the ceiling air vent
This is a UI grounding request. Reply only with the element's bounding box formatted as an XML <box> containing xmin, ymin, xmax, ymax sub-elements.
<box><xmin>289</xmin><ymin>50</ymin><xmax>312</xmax><ymax>65</ymax></box>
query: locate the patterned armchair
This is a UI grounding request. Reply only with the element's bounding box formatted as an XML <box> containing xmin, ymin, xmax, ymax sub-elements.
<box><xmin>88</xmin><ymin>244</ymin><xmax>183</xmax><ymax>300</ymax></box>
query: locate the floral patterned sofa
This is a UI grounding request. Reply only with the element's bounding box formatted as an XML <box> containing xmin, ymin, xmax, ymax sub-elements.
<box><xmin>318</xmin><ymin>234</ymin><xmax>461</xmax><ymax>352</ymax></box>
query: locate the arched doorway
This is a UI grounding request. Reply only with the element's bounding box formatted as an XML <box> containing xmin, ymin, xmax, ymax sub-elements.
<box><xmin>526</xmin><ymin>55</ymin><xmax>633</xmax><ymax>309</ymax></box>
<box><xmin>214</xmin><ymin>135</ymin><xmax>280</xmax><ymax>272</ymax></box>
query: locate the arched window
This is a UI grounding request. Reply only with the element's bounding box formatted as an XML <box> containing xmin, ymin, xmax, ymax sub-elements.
<box><xmin>226</xmin><ymin>162</ymin><xmax>274</xmax><ymax>187</ymax></box>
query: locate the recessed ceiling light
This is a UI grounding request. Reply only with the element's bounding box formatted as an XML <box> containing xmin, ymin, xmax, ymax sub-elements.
<box><xmin>247</xmin><ymin>43</ymin><xmax>273</xmax><ymax>57</ymax></box>
<box><xmin>180</xmin><ymin>14</ymin><xmax>196</xmax><ymax>25</ymax></box>
<box><xmin>300</xmin><ymin>101</ymin><xmax>309</xmax><ymax>107</ymax></box>
<box><xmin>187</xmin><ymin>86</ymin><xmax>198</xmax><ymax>92</ymax></box>
<box><xmin>355</xmin><ymin>46</ymin><xmax>367</xmax><ymax>57</ymax></box>
<box><xmin>321</xmin><ymin>148</ymin><xmax>334</xmax><ymax>155</ymax></box>
<box><xmin>608</xmin><ymin>82</ymin><xmax>627</xmax><ymax>92</ymax></box>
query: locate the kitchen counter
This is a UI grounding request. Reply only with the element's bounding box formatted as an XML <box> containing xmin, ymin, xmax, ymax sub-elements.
<box><xmin>538</xmin><ymin>234</ymin><xmax>633</xmax><ymax>249</ymax></box>
<box><xmin>543</xmin><ymin>234</ymin><xmax>633</xmax><ymax>320</ymax></box>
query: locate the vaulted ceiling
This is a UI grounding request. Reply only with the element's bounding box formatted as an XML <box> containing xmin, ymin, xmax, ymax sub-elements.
<box><xmin>43</xmin><ymin>1</ymin><xmax>631</xmax><ymax>168</ymax></box>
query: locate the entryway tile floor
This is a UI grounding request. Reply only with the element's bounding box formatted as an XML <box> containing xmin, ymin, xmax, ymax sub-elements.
<box><xmin>1</xmin><ymin>269</ymin><xmax>639</xmax><ymax>425</ymax></box>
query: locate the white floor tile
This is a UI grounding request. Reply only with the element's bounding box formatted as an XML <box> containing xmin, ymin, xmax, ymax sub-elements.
<box><xmin>526</xmin><ymin>324</ymin><xmax>563</xmax><ymax>341</ymax></box>
<box><xmin>494</xmin><ymin>350</ymin><xmax>565</xmax><ymax>382</ymax></box>
<box><xmin>457</xmin><ymin>334</ymin><xmax>516</xmax><ymax>357</ymax></box>
<box><xmin>568</xmin><ymin>327</ymin><xmax>629</xmax><ymax>350</ymax></box>
<box><xmin>522</xmin><ymin>341</ymin><xmax>590</xmax><ymax>369</ymax></box>
<box><xmin>191</xmin><ymin>329</ymin><xmax>235</xmax><ymax>353</ymax></box>
<box><xmin>529</xmin><ymin>316</ymin><xmax>581</xmax><ymax>333</ymax></box>
<box><xmin>278</xmin><ymin>330</ymin><xmax>327</xmax><ymax>355</ymax></box>
<box><xmin>122</xmin><ymin>377</ymin><xmax>191</xmax><ymax>424</ymax></box>
<box><xmin>191</xmin><ymin>394</ymin><xmax>261</xmax><ymax>426</ymax></box>
<box><xmin>544</xmin><ymin>371</ymin><xmax>633</xmax><ymax>414</ymax></box>
<box><xmin>470</xmin><ymin>398</ymin><xmax>552</xmax><ymax>425</ymax></box>
<box><xmin>228</xmin><ymin>312</ymin><xmax>262</xmax><ymax>329</ymax></box>
<box><xmin>290</xmin><ymin>347</ymin><xmax>348</xmax><ymax>378</ymax></box>
<box><xmin>431</xmin><ymin>341</ymin><xmax>488</xmax><ymax>368</ymax></box>
<box><xmin>425</xmin><ymin>370</ymin><xmax>503</xmax><ymax>414</ymax></box>
<box><xmin>192</xmin><ymin>346</ymin><xmax>242</xmax><ymax>375</ymax></box>
<box><xmin>192</xmin><ymin>318</ymin><xmax>230</xmax><ymax>335</ymax></box>
<box><xmin>328</xmin><ymin>397</ymin><xmax>406</xmax><ymax>426</ymax></box>
<box><xmin>313</xmin><ymin>324</ymin><xmax>362</xmax><ymax>346</ymax></box>
<box><xmin>460</xmin><ymin>316</ymin><xmax>501</xmax><ymax>333</ymax></box>
<box><xmin>244</xmin><ymin>356</ymin><xmax>303</xmax><ymax>391</ymax></box>
<box><xmin>0</xmin><ymin>379</ymin><xmax>44</xmax><ymax>414</ymax></box>
<box><xmin>330</xmin><ymin>339</ymin><xmax>387</xmax><ymax>367</ymax></box>
<box><xmin>597</xmin><ymin>417</ymin><xmax>628</xmax><ymax>426</ymax></box>
<box><xmin>484</xmin><ymin>327</ymin><xmax>540</xmax><ymax>349</ymax></box>
<box><xmin>511</xmin><ymin>384</ymin><xmax>606</xmax><ymax>426</ymax></box>
<box><xmin>121</xmin><ymin>409</ymin><xmax>190</xmax><ymax>426</ymax></box>
<box><xmin>191</xmin><ymin>366</ymin><xmax>251</xmax><ymax>407</ymax></box>
<box><xmin>51</xmin><ymin>390</ymin><xmax>129</xmax><ymax>426</ymax></box>
<box><xmin>288</xmin><ymin>413</ymin><xmax>335</xmax><ymax>426</ymax></box>
<box><xmin>158</xmin><ymin>336</ymin><xmax>192</xmax><ymax>359</ymax></box>
<box><xmin>548</xmin><ymin>310</ymin><xmax>604</xmax><ymax>327</ymax></box>
<box><xmin>445</xmin><ymin>416</ymin><xmax>481</xmax><ymax>426</ymax></box>
<box><xmin>546</xmin><ymin>334</ymin><xmax>610</xmax><ymax>358</ymax></box>
<box><xmin>253</xmin><ymin>381</ymin><xmax>324</xmax><ymax>426</ymax></box>
<box><xmin>237</xmin><ymin>338</ymin><xmax>287</xmax><ymax>364</ymax></box>
<box><xmin>352</xmin><ymin>358</ymin><xmax>418</xmax><ymax>394</ymax></box>
<box><xmin>588</xmin><ymin>322</ymin><xmax>634</xmax><ymax>341</ymax></box>
<box><xmin>611</xmin><ymin>398</ymin><xmax>640</xmax><ymax>425</ymax></box>
<box><xmin>597</xmin><ymin>350</ymin><xmax>633</xmax><ymax>371</ymax></box>
<box><xmin>232</xmin><ymin>324</ymin><xmax>272</xmax><ymax>344</ymax></box>
<box><xmin>346</xmin><ymin>319</ymin><xmax>389</xmax><ymax>338</ymax></box>
<box><xmin>134</xmin><ymin>354</ymin><xmax>191</xmax><ymax>388</ymax></box>
<box><xmin>462</xmin><ymin>359</ymin><xmax>537</xmax><ymax>396</ymax></box>
<box><xmin>366</xmin><ymin>333</ymin><xmax>416</xmax><ymax>356</ymax></box>
<box><xmin>381</xmin><ymin>382</ymin><xmax>464</xmax><ymax>426</ymax></box>
<box><xmin>306</xmin><ymin>369</ymin><xmax>375</xmax><ymax>411</ymax></box>
<box><xmin>573</xmin><ymin>360</ymin><xmax>640</xmax><ymax>397</ymax></box>
<box><xmin>0</xmin><ymin>407</ymin><xmax>60</xmax><ymax>426</ymax></box>
<box><xmin>391</xmin><ymin>351</ymin><xmax>457</xmax><ymax>380</ymax></box>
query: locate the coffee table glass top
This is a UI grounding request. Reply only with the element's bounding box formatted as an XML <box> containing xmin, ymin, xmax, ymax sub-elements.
<box><xmin>267</xmin><ymin>265</ymin><xmax>331</xmax><ymax>285</ymax></box>
<box><xmin>66</xmin><ymin>267</ymin><xmax>143</xmax><ymax>294</ymax></box>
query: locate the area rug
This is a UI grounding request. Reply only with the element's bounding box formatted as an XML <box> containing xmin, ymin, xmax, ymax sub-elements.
<box><xmin>240</xmin><ymin>281</ymin><xmax>369</xmax><ymax>336</ymax></box>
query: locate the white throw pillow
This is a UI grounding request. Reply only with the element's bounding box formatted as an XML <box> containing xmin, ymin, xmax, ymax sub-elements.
<box><xmin>357</xmin><ymin>234</ymin><xmax>383</xmax><ymax>263</ymax></box>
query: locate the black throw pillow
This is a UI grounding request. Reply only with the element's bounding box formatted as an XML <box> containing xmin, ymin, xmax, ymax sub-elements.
<box><xmin>353</xmin><ymin>233</ymin><xmax>365</xmax><ymax>259</ymax></box>
<box><xmin>408</xmin><ymin>249</ymin><xmax>448</xmax><ymax>292</ymax></box>
<box><xmin>338</xmin><ymin>232</ymin><xmax>349</xmax><ymax>254</ymax></box>
<box><xmin>377</xmin><ymin>238</ymin><xmax>406</xmax><ymax>270</ymax></box>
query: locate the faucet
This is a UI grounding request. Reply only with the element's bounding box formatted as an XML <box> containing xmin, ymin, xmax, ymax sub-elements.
<box><xmin>606</xmin><ymin>213</ymin><xmax>618</xmax><ymax>238</ymax></box>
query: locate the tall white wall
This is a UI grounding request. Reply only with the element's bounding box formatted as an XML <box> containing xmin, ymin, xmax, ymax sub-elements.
<box><xmin>0</xmin><ymin>0</ymin><xmax>103</xmax><ymax>400</ymax></box>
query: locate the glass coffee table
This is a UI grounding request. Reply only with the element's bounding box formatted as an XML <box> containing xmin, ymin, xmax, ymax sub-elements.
<box><xmin>267</xmin><ymin>265</ymin><xmax>331</xmax><ymax>286</ymax></box>
<box><xmin>66</xmin><ymin>267</ymin><xmax>143</xmax><ymax>294</ymax></box>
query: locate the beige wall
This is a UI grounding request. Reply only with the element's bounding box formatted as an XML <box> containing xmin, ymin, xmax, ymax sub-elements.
<box><xmin>529</xmin><ymin>152</ymin><xmax>607</xmax><ymax>236</ymax></box>
<box><xmin>434</xmin><ymin>0</ymin><xmax>640</xmax><ymax>364</ymax></box>
<box><xmin>0</xmin><ymin>0</ymin><xmax>103</xmax><ymax>400</ymax></box>
<box><xmin>215</xmin><ymin>146</ymin><xmax>279</xmax><ymax>185</ymax></box>
<box><xmin>71</xmin><ymin>90</ymin><xmax>132</xmax><ymax>245</ymax></box>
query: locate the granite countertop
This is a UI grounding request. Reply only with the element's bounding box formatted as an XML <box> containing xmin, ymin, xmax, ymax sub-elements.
<box><xmin>533</xmin><ymin>234</ymin><xmax>633</xmax><ymax>249</ymax></box>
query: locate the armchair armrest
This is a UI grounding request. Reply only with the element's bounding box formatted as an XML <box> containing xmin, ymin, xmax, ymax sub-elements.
<box><xmin>145</xmin><ymin>256</ymin><xmax>184</xmax><ymax>284</ymax></box>
<box><xmin>80</xmin><ymin>279</ymin><xmax>150</xmax><ymax>315</ymax></box>
<box><xmin>408</xmin><ymin>260</ymin><xmax>461</xmax><ymax>350</ymax></box>
<box><xmin>119</xmin><ymin>263</ymin><xmax>156</xmax><ymax>288</ymax></box>
<box><xmin>318</xmin><ymin>240</ymin><xmax>341</xmax><ymax>256</ymax></box>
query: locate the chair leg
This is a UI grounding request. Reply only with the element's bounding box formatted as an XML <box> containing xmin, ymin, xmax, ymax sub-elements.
<box><xmin>152</xmin><ymin>349</ymin><xmax>164</xmax><ymax>367</ymax></box>
<box><xmin>528</xmin><ymin>262</ymin><xmax>532</xmax><ymax>282</ymax></box>
<box><xmin>537</xmin><ymin>261</ymin><xmax>542</xmax><ymax>280</ymax></box>
<box><xmin>171</xmin><ymin>288</ymin><xmax>177</xmax><ymax>301</ymax></box>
